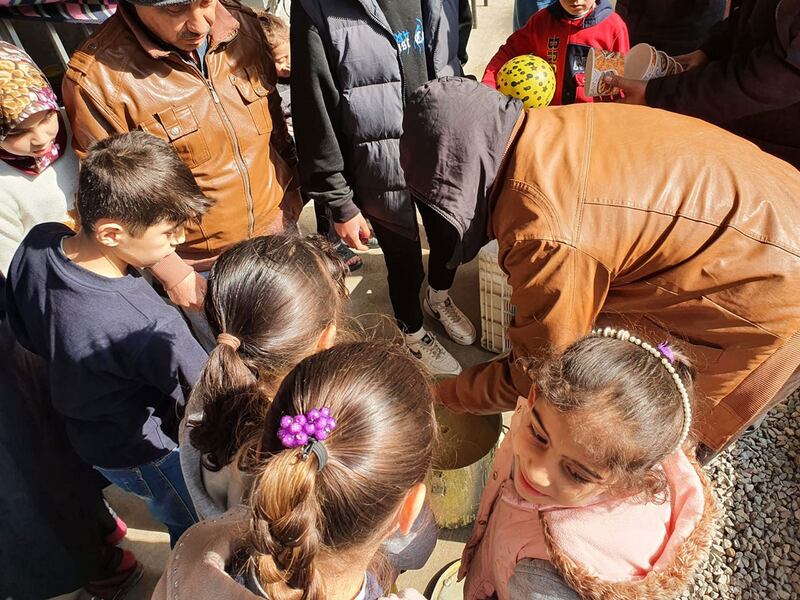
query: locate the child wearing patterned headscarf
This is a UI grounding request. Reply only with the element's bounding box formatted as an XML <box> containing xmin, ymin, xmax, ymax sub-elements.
<box><xmin>0</xmin><ymin>41</ymin><xmax>78</xmax><ymax>275</ymax></box>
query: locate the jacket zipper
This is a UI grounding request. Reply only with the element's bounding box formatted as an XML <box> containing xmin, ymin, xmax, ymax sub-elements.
<box><xmin>179</xmin><ymin>52</ymin><xmax>256</xmax><ymax>239</ymax></box>
<box><xmin>206</xmin><ymin>76</ymin><xmax>256</xmax><ymax>238</ymax></box>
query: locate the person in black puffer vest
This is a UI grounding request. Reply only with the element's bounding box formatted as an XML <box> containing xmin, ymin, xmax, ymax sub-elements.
<box><xmin>291</xmin><ymin>0</ymin><xmax>476</xmax><ymax>377</ymax></box>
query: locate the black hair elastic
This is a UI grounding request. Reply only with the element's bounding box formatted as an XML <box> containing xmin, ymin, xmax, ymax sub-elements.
<box><xmin>302</xmin><ymin>439</ymin><xmax>329</xmax><ymax>471</ymax></box>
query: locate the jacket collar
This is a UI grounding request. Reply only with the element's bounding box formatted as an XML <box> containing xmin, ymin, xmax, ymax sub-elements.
<box><xmin>542</xmin><ymin>452</ymin><xmax>718</xmax><ymax>599</ymax></box>
<box><xmin>350</xmin><ymin>0</ymin><xmax>392</xmax><ymax>36</ymax></box>
<box><xmin>547</xmin><ymin>0</ymin><xmax>613</xmax><ymax>28</ymax></box>
<box><xmin>117</xmin><ymin>0</ymin><xmax>239</xmax><ymax>60</ymax></box>
<box><xmin>348</xmin><ymin>0</ymin><xmax>439</xmax><ymax>43</ymax></box>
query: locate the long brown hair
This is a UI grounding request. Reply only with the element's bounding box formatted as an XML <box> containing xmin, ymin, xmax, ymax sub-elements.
<box><xmin>188</xmin><ymin>235</ymin><xmax>349</xmax><ymax>471</ymax></box>
<box><xmin>523</xmin><ymin>331</ymin><xmax>696</xmax><ymax>500</ymax></box>
<box><xmin>245</xmin><ymin>341</ymin><xmax>436</xmax><ymax>600</ymax></box>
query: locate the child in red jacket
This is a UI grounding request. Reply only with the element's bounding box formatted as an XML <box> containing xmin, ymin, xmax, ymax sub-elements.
<box><xmin>483</xmin><ymin>0</ymin><xmax>629</xmax><ymax>104</ymax></box>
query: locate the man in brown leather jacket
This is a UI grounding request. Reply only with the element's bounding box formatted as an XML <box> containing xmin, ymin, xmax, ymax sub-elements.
<box><xmin>62</xmin><ymin>0</ymin><xmax>300</xmax><ymax>304</ymax></box>
<box><xmin>400</xmin><ymin>77</ymin><xmax>800</xmax><ymax>461</ymax></box>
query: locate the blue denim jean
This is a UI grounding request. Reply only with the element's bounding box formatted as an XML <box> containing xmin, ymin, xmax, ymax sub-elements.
<box><xmin>95</xmin><ymin>448</ymin><xmax>198</xmax><ymax>547</ymax></box>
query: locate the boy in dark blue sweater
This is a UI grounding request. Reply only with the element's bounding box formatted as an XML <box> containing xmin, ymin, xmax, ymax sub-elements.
<box><xmin>5</xmin><ymin>131</ymin><xmax>212</xmax><ymax>546</ymax></box>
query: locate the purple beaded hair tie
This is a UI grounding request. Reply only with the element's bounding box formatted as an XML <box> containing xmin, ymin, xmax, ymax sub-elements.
<box><xmin>278</xmin><ymin>408</ymin><xmax>338</xmax><ymax>470</ymax></box>
<box><xmin>657</xmin><ymin>342</ymin><xmax>675</xmax><ymax>364</ymax></box>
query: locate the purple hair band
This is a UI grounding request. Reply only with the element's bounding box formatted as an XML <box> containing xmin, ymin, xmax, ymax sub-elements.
<box><xmin>278</xmin><ymin>407</ymin><xmax>337</xmax><ymax>452</ymax></box>
<box><xmin>657</xmin><ymin>342</ymin><xmax>675</xmax><ymax>364</ymax></box>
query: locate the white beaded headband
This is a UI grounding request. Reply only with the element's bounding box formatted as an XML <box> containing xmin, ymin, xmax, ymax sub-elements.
<box><xmin>589</xmin><ymin>327</ymin><xmax>692</xmax><ymax>451</ymax></box>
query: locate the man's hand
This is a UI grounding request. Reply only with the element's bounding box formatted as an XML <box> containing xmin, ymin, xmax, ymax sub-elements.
<box><xmin>166</xmin><ymin>271</ymin><xmax>207</xmax><ymax>311</ymax></box>
<box><xmin>604</xmin><ymin>74</ymin><xmax>648</xmax><ymax>105</ymax></box>
<box><xmin>673</xmin><ymin>50</ymin><xmax>709</xmax><ymax>71</ymax></box>
<box><xmin>334</xmin><ymin>212</ymin><xmax>371</xmax><ymax>250</ymax></box>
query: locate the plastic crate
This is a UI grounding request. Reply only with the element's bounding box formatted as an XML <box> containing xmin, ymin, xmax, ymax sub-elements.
<box><xmin>478</xmin><ymin>241</ymin><xmax>515</xmax><ymax>353</ymax></box>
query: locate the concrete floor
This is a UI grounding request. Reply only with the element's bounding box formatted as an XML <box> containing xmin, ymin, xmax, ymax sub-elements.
<box><xmin>96</xmin><ymin>6</ymin><xmax>513</xmax><ymax>599</ymax></box>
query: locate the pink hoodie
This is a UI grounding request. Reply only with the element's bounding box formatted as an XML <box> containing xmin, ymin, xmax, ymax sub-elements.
<box><xmin>461</xmin><ymin>428</ymin><xmax>716</xmax><ymax>600</ymax></box>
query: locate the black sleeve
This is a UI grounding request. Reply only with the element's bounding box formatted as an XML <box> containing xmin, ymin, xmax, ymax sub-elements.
<box><xmin>290</xmin><ymin>1</ymin><xmax>360</xmax><ymax>223</ymax></box>
<box><xmin>458</xmin><ymin>0</ymin><xmax>473</xmax><ymax>66</ymax></box>
<box><xmin>645</xmin><ymin>1</ymin><xmax>800</xmax><ymax>124</ymax></box>
<box><xmin>3</xmin><ymin>265</ymin><xmax>34</xmax><ymax>354</ymax></box>
<box><xmin>699</xmin><ymin>6</ymin><xmax>735</xmax><ymax>60</ymax></box>
<box><xmin>134</xmin><ymin>319</ymin><xmax>207</xmax><ymax>409</ymax></box>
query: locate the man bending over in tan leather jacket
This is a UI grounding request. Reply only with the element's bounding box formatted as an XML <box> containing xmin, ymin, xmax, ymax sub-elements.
<box><xmin>63</xmin><ymin>0</ymin><xmax>301</xmax><ymax>308</ymax></box>
<box><xmin>400</xmin><ymin>76</ymin><xmax>800</xmax><ymax>463</ymax></box>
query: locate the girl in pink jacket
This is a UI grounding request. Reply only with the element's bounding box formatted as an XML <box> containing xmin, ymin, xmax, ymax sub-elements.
<box><xmin>462</xmin><ymin>327</ymin><xmax>717</xmax><ymax>600</ymax></box>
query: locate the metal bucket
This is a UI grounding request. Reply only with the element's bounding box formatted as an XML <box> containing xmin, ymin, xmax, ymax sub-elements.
<box><xmin>426</xmin><ymin>407</ymin><xmax>503</xmax><ymax>529</ymax></box>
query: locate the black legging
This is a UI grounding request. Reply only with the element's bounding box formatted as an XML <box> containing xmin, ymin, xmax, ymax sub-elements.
<box><xmin>369</xmin><ymin>201</ymin><xmax>459</xmax><ymax>332</ymax></box>
<box><xmin>314</xmin><ymin>200</ymin><xmax>338</xmax><ymax>242</ymax></box>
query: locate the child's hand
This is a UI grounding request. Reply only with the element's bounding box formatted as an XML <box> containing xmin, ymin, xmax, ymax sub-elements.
<box><xmin>166</xmin><ymin>271</ymin><xmax>207</xmax><ymax>311</ymax></box>
<box><xmin>334</xmin><ymin>213</ymin><xmax>371</xmax><ymax>251</ymax></box>
<box><xmin>603</xmin><ymin>74</ymin><xmax>647</xmax><ymax>105</ymax></box>
<box><xmin>150</xmin><ymin>253</ymin><xmax>207</xmax><ymax>310</ymax></box>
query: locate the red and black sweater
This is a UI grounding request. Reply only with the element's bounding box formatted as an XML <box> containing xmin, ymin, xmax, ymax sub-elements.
<box><xmin>483</xmin><ymin>0</ymin><xmax>629</xmax><ymax>104</ymax></box>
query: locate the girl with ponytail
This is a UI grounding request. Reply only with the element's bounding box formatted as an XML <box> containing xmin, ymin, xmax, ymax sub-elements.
<box><xmin>180</xmin><ymin>234</ymin><xmax>349</xmax><ymax>519</ymax></box>
<box><xmin>155</xmin><ymin>341</ymin><xmax>436</xmax><ymax>600</ymax></box>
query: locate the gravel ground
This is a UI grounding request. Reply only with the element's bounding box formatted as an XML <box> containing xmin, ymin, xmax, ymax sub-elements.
<box><xmin>682</xmin><ymin>389</ymin><xmax>800</xmax><ymax>600</ymax></box>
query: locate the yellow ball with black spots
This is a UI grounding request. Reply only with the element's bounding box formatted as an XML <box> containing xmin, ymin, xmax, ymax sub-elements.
<box><xmin>496</xmin><ymin>55</ymin><xmax>556</xmax><ymax>109</ymax></box>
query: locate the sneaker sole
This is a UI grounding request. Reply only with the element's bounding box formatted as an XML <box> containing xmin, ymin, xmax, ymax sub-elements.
<box><xmin>423</xmin><ymin>299</ymin><xmax>477</xmax><ymax>346</ymax></box>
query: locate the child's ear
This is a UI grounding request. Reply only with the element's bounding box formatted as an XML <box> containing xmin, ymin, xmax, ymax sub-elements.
<box><xmin>316</xmin><ymin>322</ymin><xmax>337</xmax><ymax>351</ymax></box>
<box><xmin>94</xmin><ymin>220</ymin><xmax>125</xmax><ymax>248</ymax></box>
<box><xmin>397</xmin><ymin>483</ymin><xmax>427</xmax><ymax>535</ymax></box>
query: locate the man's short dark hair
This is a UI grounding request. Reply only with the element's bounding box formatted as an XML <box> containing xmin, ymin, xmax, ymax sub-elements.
<box><xmin>77</xmin><ymin>131</ymin><xmax>212</xmax><ymax>236</ymax></box>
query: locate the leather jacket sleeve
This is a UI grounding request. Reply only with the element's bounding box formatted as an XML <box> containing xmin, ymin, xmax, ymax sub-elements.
<box><xmin>646</xmin><ymin>0</ymin><xmax>800</xmax><ymax>124</ymax></box>
<box><xmin>62</xmin><ymin>76</ymin><xmax>127</xmax><ymax>160</ymax></box>
<box><xmin>436</xmin><ymin>239</ymin><xmax>610</xmax><ymax>414</ymax></box>
<box><xmin>290</xmin><ymin>0</ymin><xmax>361</xmax><ymax>224</ymax></box>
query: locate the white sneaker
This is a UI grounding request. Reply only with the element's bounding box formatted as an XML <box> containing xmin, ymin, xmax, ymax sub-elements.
<box><xmin>407</xmin><ymin>331</ymin><xmax>462</xmax><ymax>376</ymax></box>
<box><xmin>424</xmin><ymin>292</ymin><xmax>477</xmax><ymax>346</ymax></box>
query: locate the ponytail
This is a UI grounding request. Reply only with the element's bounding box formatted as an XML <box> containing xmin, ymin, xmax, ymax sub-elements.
<box><xmin>244</xmin><ymin>342</ymin><xmax>437</xmax><ymax>599</ymax></box>
<box><xmin>188</xmin><ymin>235</ymin><xmax>349</xmax><ymax>472</ymax></box>
<box><xmin>247</xmin><ymin>452</ymin><xmax>324</xmax><ymax>600</ymax></box>
<box><xmin>189</xmin><ymin>341</ymin><xmax>268</xmax><ymax>471</ymax></box>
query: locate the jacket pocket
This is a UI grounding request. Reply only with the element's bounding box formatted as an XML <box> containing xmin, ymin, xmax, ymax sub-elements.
<box><xmin>139</xmin><ymin>105</ymin><xmax>211</xmax><ymax>169</ymax></box>
<box><xmin>230</xmin><ymin>66</ymin><xmax>273</xmax><ymax>135</ymax></box>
